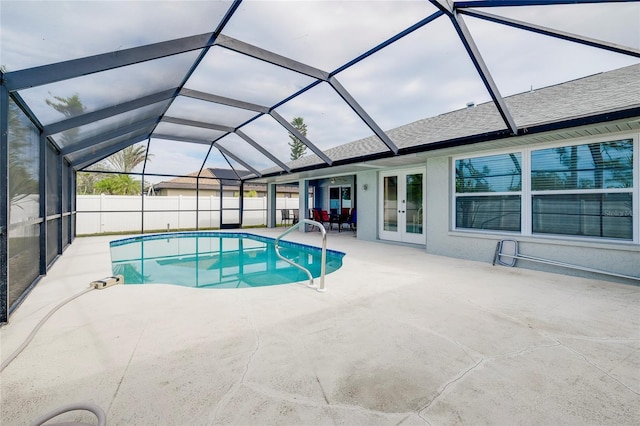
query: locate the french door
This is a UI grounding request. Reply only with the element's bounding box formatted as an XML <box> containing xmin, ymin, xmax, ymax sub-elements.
<box><xmin>379</xmin><ymin>168</ymin><xmax>425</xmax><ymax>244</ymax></box>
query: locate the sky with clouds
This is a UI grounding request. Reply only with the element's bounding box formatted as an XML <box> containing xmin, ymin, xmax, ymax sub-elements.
<box><xmin>1</xmin><ymin>0</ymin><xmax>639</xmax><ymax>182</ymax></box>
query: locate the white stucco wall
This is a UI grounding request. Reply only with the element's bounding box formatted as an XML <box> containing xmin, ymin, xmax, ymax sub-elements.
<box><xmin>354</xmin><ymin>170</ymin><xmax>378</xmax><ymax>241</ymax></box>
<box><xmin>353</xmin><ymin>151</ymin><xmax>638</xmax><ymax>284</ymax></box>
<box><xmin>423</xmin><ymin>156</ymin><xmax>639</xmax><ymax>283</ymax></box>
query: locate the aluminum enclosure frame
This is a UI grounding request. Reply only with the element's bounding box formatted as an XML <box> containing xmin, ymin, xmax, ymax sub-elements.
<box><xmin>1</xmin><ymin>0</ymin><xmax>639</xmax><ymax>322</ymax></box>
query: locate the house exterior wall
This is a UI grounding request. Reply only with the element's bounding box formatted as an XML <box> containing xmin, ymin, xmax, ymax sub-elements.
<box><xmin>355</xmin><ymin>170</ymin><xmax>379</xmax><ymax>241</ymax></box>
<box><xmin>356</xmin><ymin>130</ymin><xmax>639</xmax><ymax>284</ymax></box>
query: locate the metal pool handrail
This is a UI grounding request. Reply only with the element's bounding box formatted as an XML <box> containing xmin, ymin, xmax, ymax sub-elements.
<box><xmin>275</xmin><ymin>219</ymin><xmax>327</xmax><ymax>292</ymax></box>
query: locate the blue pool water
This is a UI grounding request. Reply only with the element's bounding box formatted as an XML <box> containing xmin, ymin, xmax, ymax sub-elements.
<box><xmin>109</xmin><ymin>232</ymin><xmax>345</xmax><ymax>289</ymax></box>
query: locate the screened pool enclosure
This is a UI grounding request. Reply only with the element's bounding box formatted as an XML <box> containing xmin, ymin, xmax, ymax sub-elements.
<box><xmin>1</xmin><ymin>0</ymin><xmax>639</xmax><ymax>321</ymax></box>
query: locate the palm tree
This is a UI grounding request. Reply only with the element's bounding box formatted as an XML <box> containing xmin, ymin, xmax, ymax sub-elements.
<box><xmin>105</xmin><ymin>144</ymin><xmax>148</xmax><ymax>173</ymax></box>
<box><xmin>45</xmin><ymin>94</ymin><xmax>85</xmax><ymax>147</ymax></box>
<box><xmin>94</xmin><ymin>174</ymin><xmax>141</xmax><ymax>195</ymax></box>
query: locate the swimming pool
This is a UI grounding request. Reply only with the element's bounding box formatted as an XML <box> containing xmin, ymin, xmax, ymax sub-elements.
<box><xmin>109</xmin><ymin>232</ymin><xmax>345</xmax><ymax>289</ymax></box>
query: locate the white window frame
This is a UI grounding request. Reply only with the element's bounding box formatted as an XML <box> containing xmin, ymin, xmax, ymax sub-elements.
<box><xmin>452</xmin><ymin>133</ymin><xmax>639</xmax><ymax>244</ymax></box>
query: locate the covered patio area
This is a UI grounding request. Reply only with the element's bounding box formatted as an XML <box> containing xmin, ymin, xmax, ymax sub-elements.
<box><xmin>2</xmin><ymin>230</ymin><xmax>638</xmax><ymax>425</ymax></box>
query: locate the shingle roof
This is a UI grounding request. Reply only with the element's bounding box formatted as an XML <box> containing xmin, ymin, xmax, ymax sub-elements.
<box><xmin>155</xmin><ymin>168</ymin><xmax>262</xmax><ymax>191</ymax></box>
<box><xmin>266</xmin><ymin>64</ymin><xmax>640</xmax><ymax>173</ymax></box>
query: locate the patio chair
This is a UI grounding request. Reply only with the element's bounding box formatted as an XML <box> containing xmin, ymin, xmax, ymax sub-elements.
<box><xmin>337</xmin><ymin>208</ymin><xmax>351</xmax><ymax>232</ymax></box>
<box><xmin>322</xmin><ymin>210</ymin><xmax>334</xmax><ymax>229</ymax></box>
<box><xmin>292</xmin><ymin>209</ymin><xmax>299</xmax><ymax>224</ymax></box>
<box><xmin>348</xmin><ymin>209</ymin><xmax>357</xmax><ymax>232</ymax></box>
<box><xmin>281</xmin><ymin>209</ymin><xmax>291</xmax><ymax>226</ymax></box>
<box><xmin>312</xmin><ymin>209</ymin><xmax>331</xmax><ymax>229</ymax></box>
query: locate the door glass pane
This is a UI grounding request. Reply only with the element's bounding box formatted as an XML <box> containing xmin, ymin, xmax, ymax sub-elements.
<box><xmin>329</xmin><ymin>187</ymin><xmax>340</xmax><ymax>214</ymax></box>
<box><xmin>341</xmin><ymin>187</ymin><xmax>352</xmax><ymax>209</ymax></box>
<box><xmin>406</xmin><ymin>173</ymin><xmax>423</xmax><ymax>235</ymax></box>
<box><xmin>383</xmin><ymin>176</ymin><xmax>398</xmax><ymax>232</ymax></box>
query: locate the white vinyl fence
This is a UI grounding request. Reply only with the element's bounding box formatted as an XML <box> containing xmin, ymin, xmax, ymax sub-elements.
<box><xmin>76</xmin><ymin>194</ymin><xmax>302</xmax><ymax>235</ymax></box>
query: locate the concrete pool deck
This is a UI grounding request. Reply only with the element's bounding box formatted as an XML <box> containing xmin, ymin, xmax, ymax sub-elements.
<box><xmin>1</xmin><ymin>229</ymin><xmax>639</xmax><ymax>425</ymax></box>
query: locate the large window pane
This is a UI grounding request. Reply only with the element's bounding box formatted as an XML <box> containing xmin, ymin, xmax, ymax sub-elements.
<box><xmin>532</xmin><ymin>193</ymin><xmax>632</xmax><ymax>240</ymax></box>
<box><xmin>531</xmin><ymin>140</ymin><xmax>633</xmax><ymax>190</ymax></box>
<box><xmin>456</xmin><ymin>196</ymin><xmax>521</xmax><ymax>231</ymax></box>
<box><xmin>456</xmin><ymin>153</ymin><xmax>522</xmax><ymax>193</ymax></box>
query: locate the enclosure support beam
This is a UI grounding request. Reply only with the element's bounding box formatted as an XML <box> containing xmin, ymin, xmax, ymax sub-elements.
<box><xmin>39</xmin><ymin>133</ymin><xmax>47</xmax><ymax>275</ymax></box>
<box><xmin>329</xmin><ymin>77</ymin><xmax>399</xmax><ymax>154</ymax></box>
<box><xmin>4</xmin><ymin>33</ymin><xmax>216</xmax><ymax>91</ymax></box>
<box><xmin>57</xmin><ymin>148</ymin><xmax>64</xmax><ymax>257</ymax></box>
<box><xmin>299</xmin><ymin>179</ymin><xmax>310</xmax><ymax>233</ymax></box>
<box><xmin>215</xmin><ymin>34</ymin><xmax>329</xmax><ymax>81</ymax></box>
<box><xmin>66</xmin><ymin>161</ymin><xmax>74</xmax><ymax>246</ymax></box>
<box><xmin>195</xmin><ymin>175</ymin><xmax>200</xmax><ymax>232</ymax></box>
<box><xmin>449</xmin><ymin>11</ymin><xmax>518</xmax><ymax>134</ymax></box>
<box><xmin>71</xmin><ymin>169</ymin><xmax>77</xmax><ymax>241</ymax></box>
<box><xmin>44</xmin><ymin>88</ymin><xmax>178</xmax><ymax>136</ymax></box>
<box><xmin>235</xmin><ymin>130</ymin><xmax>291</xmax><ymax>172</ymax></box>
<box><xmin>180</xmin><ymin>88</ymin><xmax>269</xmax><ymax>114</ymax></box>
<box><xmin>456</xmin><ymin>0</ymin><xmax>629</xmax><ymax>7</ymax></box>
<box><xmin>151</xmin><ymin>134</ymin><xmax>213</xmax><ymax>146</ymax></box>
<box><xmin>60</xmin><ymin>117</ymin><xmax>159</xmax><ymax>156</ymax></box>
<box><xmin>72</xmin><ymin>134</ymin><xmax>149</xmax><ymax>170</ymax></box>
<box><xmin>270</xmin><ymin>111</ymin><xmax>333</xmax><ymax>165</ymax></box>
<box><xmin>461</xmin><ymin>9</ymin><xmax>640</xmax><ymax>58</ymax></box>
<box><xmin>239</xmin><ymin>181</ymin><xmax>245</xmax><ymax>228</ymax></box>
<box><xmin>0</xmin><ymin>84</ymin><xmax>9</xmax><ymax>323</ymax></box>
<box><xmin>267</xmin><ymin>184</ymin><xmax>277</xmax><ymax>229</ymax></box>
<box><xmin>162</xmin><ymin>116</ymin><xmax>235</xmax><ymax>133</ymax></box>
<box><xmin>215</xmin><ymin>145</ymin><xmax>261</xmax><ymax>177</ymax></box>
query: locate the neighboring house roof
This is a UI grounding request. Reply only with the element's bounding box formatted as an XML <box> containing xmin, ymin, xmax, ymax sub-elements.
<box><xmin>154</xmin><ymin>168</ymin><xmax>298</xmax><ymax>192</ymax></box>
<box><xmin>264</xmin><ymin>64</ymin><xmax>640</xmax><ymax>174</ymax></box>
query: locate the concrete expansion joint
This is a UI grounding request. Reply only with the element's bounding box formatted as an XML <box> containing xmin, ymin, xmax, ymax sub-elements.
<box><xmin>418</xmin><ymin>357</ymin><xmax>485</xmax><ymax>422</ymax></box>
<box><xmin>242</xmin><ymin>380</ymin><xmax>422</xmax><ymax>421</ymax></box>
<box><xmin>489</xmin><ymin>341</ymin><xmax>562</xmax><ymax>361</ymax></box>
<box><xmin>542</xmin><ymin>333</ymin><xmax>640</xmax><ymax>343</ymax></box>
<box><xmin>543</xmin><ymin>332</ymin><xmax>640</xmax><ymax>396</ymax></box>
<box><xmin>419</xmin><ymin>341</ymin><xmax>570</xmax><ymax>422</ymax></box>
<box><xmin>107</xmin><ymin>320</ymin><xmax>147</xmax><ymax>418</ymax></box>
<box><xmin>211</xmin><ymin>304</ymin><xmax>262</xmax><ymax>424</ymax></box>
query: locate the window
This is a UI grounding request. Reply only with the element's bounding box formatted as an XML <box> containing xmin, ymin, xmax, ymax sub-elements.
<box><xmin>531</xmin><ymin>140</ymin><xmax>633</xmax><ymax>239</ymax></box>
<box><xmin>455</xmin><ymin>153</ymin><xmax>522</xmax><ymax>231</ymax></box>
<box><xmin>329</xmin><ymin>185</ymin><xmax>351</xmax><ymax>215</ymax></box>
<box><xmin>453</xmin><ymin>137</ymin><xmax>636</xmax><ymax>242</ymax></box>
